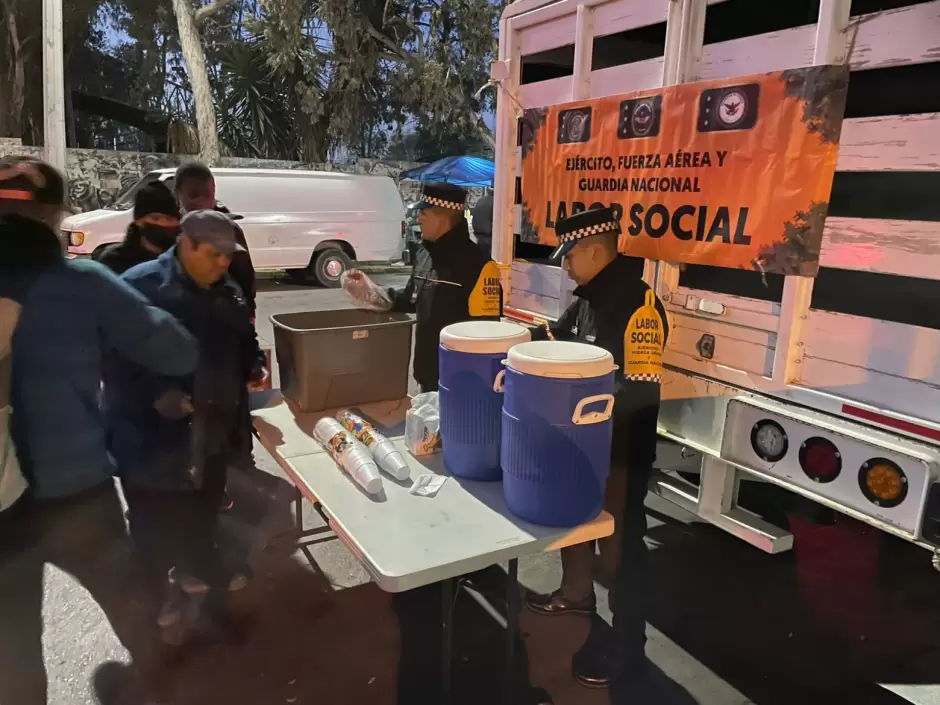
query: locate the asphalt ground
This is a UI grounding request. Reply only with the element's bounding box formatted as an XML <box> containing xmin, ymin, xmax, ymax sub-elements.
<box><xmin>23</xmin><ymin>273</ymin><xmax>940</xmax><ymax>705</ymax></box>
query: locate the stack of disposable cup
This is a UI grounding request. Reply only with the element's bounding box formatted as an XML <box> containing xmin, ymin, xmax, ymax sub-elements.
<box><xmin>336</xmin><ymin>410</ymin><xmax>410</xmax><ymax>481</ymax></box>
<box><xmin>313</xmin><ymin>417</ymin><xmax>383</xmax><ymax>495</ymax></box>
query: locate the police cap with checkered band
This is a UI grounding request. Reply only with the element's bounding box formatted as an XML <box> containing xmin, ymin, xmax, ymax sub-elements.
<box><xmin>550</xmin><ymin>206</ymin><xmax>621</xmax><ymax>261</ymax></box>
<box><xmin>420</xmin><ymin>183</ymin><xmax>468</xmax><ymax>211</ymax></box>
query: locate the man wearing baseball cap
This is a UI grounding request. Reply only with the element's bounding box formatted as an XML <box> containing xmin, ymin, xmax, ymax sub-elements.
<box><xmin>109</xmin><ymin>209</ymin><xmax>266</xmax><ymax>634</ymax></box>
<box><xmin>524</xmin><ymin>206</ymin><xmax>669</xmax><ymax>689</ymax></box>
<box><xmin>0</xmin><ymin>156</ymin><xmax>199</xmax><ymax>703</ymax></box>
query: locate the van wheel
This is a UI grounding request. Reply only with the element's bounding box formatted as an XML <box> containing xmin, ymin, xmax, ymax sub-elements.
<box><xmin>313</xmin><ymin>248</ymin><xmax>351</xmax><ymax>288</ymax></box>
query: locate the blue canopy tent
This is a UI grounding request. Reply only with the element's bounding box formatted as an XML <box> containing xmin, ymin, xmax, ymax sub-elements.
<box><xmin>399</xmin><ymin>156</ymin><xmax>495</xmax><ymax>188</ymax></box>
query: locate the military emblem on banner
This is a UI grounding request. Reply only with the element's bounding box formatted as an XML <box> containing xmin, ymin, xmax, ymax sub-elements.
<box><xmin>618</xmin><ymin>95</ymin><xmax>663</xmax><ymax>140</ymax></box>
<box><xmin>556</xmin><ymin>107</ymin><xmax>592</xmax><ymax>144</ymax></box>
<box><xmin>697</xmin><ymin>82</ymin><xmax>761</xmax><ymax>133</ymax></box>
<box><xmin>624</xmin><ymin>290</ymin><xmax>665</xmax><ymax>383</ymax></box>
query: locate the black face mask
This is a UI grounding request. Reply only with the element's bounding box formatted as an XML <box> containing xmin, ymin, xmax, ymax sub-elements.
<box><xmin>137</xmin><ymin>225</ymin><xmax>179</xmax><ymax>251</ymax></box>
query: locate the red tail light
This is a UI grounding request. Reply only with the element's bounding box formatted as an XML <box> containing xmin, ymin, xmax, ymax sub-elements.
<box><xmin>401</xmin><ymin>221</ymin><xmax>406</xmax><ymax>237</ymax></box>
<box><xmin>799</xmin><ymin>437</ymin><xmax>842</xmax><ymax>483</ymax></box>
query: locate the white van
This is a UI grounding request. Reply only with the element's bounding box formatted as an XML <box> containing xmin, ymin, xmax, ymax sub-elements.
<box><xmin>63</xmin><ymin>168</ymin><xmax>406</xmax><ymax>286</ymax></box>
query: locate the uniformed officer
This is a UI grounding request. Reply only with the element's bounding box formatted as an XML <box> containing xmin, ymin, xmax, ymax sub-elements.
<box><xmin>383</xmin><ymin>183</ymin><xmax>502</xmax><ymax>392</ymax></box>
<box><xmin>524</xmin><ymin>206</ymin><xmax>668</xmax><ymax>688</ymax></box>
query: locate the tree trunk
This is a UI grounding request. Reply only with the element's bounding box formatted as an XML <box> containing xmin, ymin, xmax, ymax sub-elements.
<box><xmin>1</xmin><ymin>0</ymin><xmax>26</xmax><ymax>139</ymax></box>
<box><xmin>170</xmin><ymin>0</ymin><xmax>220</xmax><ymax>165</ymax></box>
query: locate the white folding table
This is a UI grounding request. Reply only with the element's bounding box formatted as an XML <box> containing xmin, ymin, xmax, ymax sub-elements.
<box><xmin>251</xmin><ymin>394</ymin><xmax>615</xmax><ymax>703</ymax></box>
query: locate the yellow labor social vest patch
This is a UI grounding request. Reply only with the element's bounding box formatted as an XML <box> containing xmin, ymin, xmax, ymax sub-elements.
<box><xmin>624</xmin><ymin>289</ymin><xmax>665</xmax><ymax>383</ymax></box>
<box><xmin>468</xmin><ymin>261</ymin><xmax>502</xmax><ymax>317</ymax></box>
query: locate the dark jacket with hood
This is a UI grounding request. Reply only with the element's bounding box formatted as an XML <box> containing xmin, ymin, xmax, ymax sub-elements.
<box><xmin>389</xmin><ymin>219</ymin><xmax>502</xmax><ymax>390</ymax></box>
<box><xmin>107</xmin><ymin>247</ymin><xmax>264</xmax><ymax>490</ymax></box>
<box><xmin>94</xmin><ymin>225</ymin><xmax>165</xmax><ymax>275</ymax></box>
<box><xmin>0</xmin><ymin>215</ymin><xmax>198</xmax><ymax>498</ymax></box>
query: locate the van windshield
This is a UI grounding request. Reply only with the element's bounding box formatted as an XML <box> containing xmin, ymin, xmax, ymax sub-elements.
<box><xmin>104</xmin><ymin>173</ymin><xmax>172</xmax><ymax>211</ymax></box>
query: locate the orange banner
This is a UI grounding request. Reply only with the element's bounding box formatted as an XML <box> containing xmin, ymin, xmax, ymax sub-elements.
<box><xmin>519</xmin><ymin>66</ymin><xmax>849</xmax><ymax>276</ymax></box>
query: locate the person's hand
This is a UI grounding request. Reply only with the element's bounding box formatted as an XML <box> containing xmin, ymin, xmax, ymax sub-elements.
<box><xmin>247</xmin><ymin>367</ymin><xmax>270</xmax><ymax>392</ymax></box>
<box><xmin>153</xmin><ymin>390</ymin><xmax>194</xmax><ymax>419</ymax></box>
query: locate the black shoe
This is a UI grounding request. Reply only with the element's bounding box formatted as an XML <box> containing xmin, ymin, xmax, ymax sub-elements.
<box><xmin>524</xmin><ymin>589</ymin><xmax>596</xmax><ymax>616</ymax></box>
<box><xmin>572</xmin><ymin>619</ymin><xmax>647</xmax><ymax>689</ymax></box>
<box><xmin>92</xmin><ymin>660</ymin><xmax>163</xmax><ymax>705</ymax></box>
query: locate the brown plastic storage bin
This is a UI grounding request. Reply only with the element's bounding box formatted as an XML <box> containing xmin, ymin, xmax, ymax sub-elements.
<box><xmin>272</xmin><ymin>309</ymin><xmax>414</xmax><ymax>412</ymax></box>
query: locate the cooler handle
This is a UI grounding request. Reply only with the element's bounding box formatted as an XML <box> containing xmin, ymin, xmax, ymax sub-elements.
<box><xmin>572</xmin><ymin>394</ymin><xmax>615</xmax><ymax>425</ymax></box>
<box><xmin>493</xmin><ymin>369</ymin><xmax>506</xmax><ymax>393</ymax></box>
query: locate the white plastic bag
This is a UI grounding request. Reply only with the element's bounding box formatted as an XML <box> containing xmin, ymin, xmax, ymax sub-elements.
<box><xmin>405</xmin><ymin>392</ymin><xmax>442</xmax><ymax>456</ymax></box>
<box><xmin>411</xmin><ymin>392</ymin><xmax>439</xmax><ymax>411</ymax></box>
<box><xmin>340</xmin><ymin>269</ymin><xmax>393</xmax><ymax>312</ymax></box>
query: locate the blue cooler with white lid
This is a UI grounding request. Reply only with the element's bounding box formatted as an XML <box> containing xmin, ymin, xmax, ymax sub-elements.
<box><xmin>501</xmin><ymin>341</ymin><xmax>616</xmax><ymax>526</ymax></box>
<box><xmin>439</xmin><ymin>321</ymin><xmax>531</xmax><ymax>480</ymax></box>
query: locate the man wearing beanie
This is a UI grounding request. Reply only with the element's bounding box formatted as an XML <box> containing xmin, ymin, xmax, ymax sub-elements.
<box><xmin>95</xmin><ymin>181</ymin><xmax>181</xmax><ymax>275</ymax></box>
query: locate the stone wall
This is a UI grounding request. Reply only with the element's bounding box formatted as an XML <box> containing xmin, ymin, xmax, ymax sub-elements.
<box><xmin>0</xmin><ymin>140</ymin><xmax>485</xmax><ymax>214</ymax></box>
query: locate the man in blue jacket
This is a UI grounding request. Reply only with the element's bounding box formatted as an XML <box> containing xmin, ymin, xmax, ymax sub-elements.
<box><xmin>0</xmin><ymin>157</ymin><xmax>199</xmax><ymax>704</ymax></box>
<box><xmin>110</xmin><ymin>209</ymin><xmax>266</xmax><ymax>631</ymax></box>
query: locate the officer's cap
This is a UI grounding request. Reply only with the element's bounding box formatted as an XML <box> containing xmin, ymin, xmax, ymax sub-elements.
<box><xmin>550</xmin><ymin>206</ymin><xmax>621</xmax><ymax>261</ymax></box>
<box><xmin>420</xmin><ymin>183</ymin><xmax>468</xmax><ymax>211</ymax></box>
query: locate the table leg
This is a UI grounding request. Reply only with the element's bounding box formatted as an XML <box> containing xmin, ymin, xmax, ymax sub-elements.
<box><xmin>504</xmin><ymin>559</ymin><xmax>519</xmax><ymax>704</ymax></box>
<box><xmin>442</xmin><ymin>576</ymin><xmax>455</xmax><ymax>705</ymax></box>
<box><xmin>294</xmin><ymin>486</ymin><xmax>303</xmax><ymax>531</ymax></box>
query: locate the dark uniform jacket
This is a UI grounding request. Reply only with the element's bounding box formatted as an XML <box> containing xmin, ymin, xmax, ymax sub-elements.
<box><xmin>107</xmin><ymin>247</ymin><xmax>264</xmax><ymax>491</ymax></box>
<box><xmin>94</xmin><ymin>231</ymin><xmax>160</xmax><ymax>275</ymax></box>
<box><xmin>216</xmin><ymin>204</ymin><xmax>256</xmax><ymax>319</ymax></box>
<box><xmin>389</xmin><ymin>219</ymin><xmax>502</xmax><ymax>390</ymax></box>
<box><xmin>545</xmin><ymin>255</ymin><xmax>668</xmax><ymax>469</ymax></box>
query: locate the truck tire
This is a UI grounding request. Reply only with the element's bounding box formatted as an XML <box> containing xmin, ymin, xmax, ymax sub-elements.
<box><xmin>313</xmin><ymin>247</ymin><xmax>351</xmax><ymax>288</ymax></box>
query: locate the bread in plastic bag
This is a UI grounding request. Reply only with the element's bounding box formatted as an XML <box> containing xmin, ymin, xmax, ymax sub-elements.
<box><xmin>340</xmin><ymin>269</ymin><xmax>393</xmax><ymax>312</ymax></box>
<box><xmin>406</xmin><ymin>392</ymin><xmax>442</xmax><ymax>456</ymax></box>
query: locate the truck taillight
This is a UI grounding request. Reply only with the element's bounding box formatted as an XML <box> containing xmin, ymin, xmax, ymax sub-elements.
<box><xmin>751</xmin><ymin>420</ymin><xmax>788</xmax><ymax>462</ymax></box>
<box><xmin>401</xmin><ymin>221</ymin><xmax>406</xmax><ymax>237</ymax></box>
<box><xmin>858</xmin><ymin>458</ymin><xmax>908</xmax><ymax>508</ymax></box>
<box><xmin>799</xmin><ymin>437</ymin><xmax>842</xmax><ymax>483</ymax></box>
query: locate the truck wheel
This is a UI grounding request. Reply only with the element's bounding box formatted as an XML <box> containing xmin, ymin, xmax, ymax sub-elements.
<box><xmin>313</xmin><ymin>248</ymin><xmax>351</xmax><ymax>288</ymax></box>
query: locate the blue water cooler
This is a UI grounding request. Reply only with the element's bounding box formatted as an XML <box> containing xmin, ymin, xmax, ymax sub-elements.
<box><xmin>501</xmin><ymin>341</ymin><xmax>616</xmax><ymax>526</ymax></box>
<box><xmin>439</xmin><ymin>321</ymin><xmax>531</xmax><ymax>480</ymax></box>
